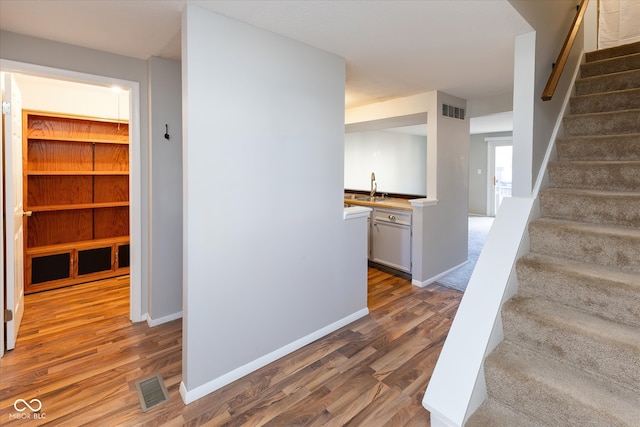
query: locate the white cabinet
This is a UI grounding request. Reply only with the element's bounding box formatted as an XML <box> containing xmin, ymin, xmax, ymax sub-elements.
<box><xmin>370</xmin><ymin>207</ymin><xmax>412</xmax><ymax>273</ymax></box>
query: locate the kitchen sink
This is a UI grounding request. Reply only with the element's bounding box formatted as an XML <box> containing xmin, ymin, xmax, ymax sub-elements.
<box><xmin>354</xmin><ymin>195</ymin><xmax>388</xmax><ymax>202</ymax></box>
<box><xmin>345</xmin><ymin>193</ymin><xmax>389</xmax><ymax>202</ymax></box>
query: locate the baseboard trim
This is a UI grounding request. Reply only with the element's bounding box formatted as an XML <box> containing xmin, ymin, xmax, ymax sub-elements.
<box><xmin>428</xmin><ymin>410</ymin><xmax>461</xmax><ymax>427</ymax></box>
<box><xmin>147</xmin><ymin>311</ymin><xmax>183</xmax><ymax>327</ymax></box>
<box><xmin>412</xmin><ymin>261</ymin><xmax>468</xmax><ymax>287</ymax></box>
<box><xmin>179</xmin><ymin>307</ymin><xmax>370</xmax><ymax>405</ymax></box>
<box><xmin>136</xmin><ymin>312</ymin><xmax>149</xmax><ymax>323</ymax></box>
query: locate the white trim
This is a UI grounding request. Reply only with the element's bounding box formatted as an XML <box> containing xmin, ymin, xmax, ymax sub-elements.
<box><xmin>423</xmin><ymin>196</ymin><xmax>534</xmax><ymax>425</ymax></box>
<box><xmin>343</xmin><ymin>206</ymin><xmax>372</xmax><ymax>220</ymax></box>
<box><xmin>0</xmin><ymin>74</ymin><xmax>5</xmax><ymax>359</ymax></box>
<box><xmin>411</xmin><ymin>260</ymin><xmax>467</xmax><ymax>287</ymax></box>
<box><xmin>409</xmin><ymin>198</ymin><xmax>438</xmax><ymax>208</ymax></box>
<box><xmin>0</xmin><ymin>59</ymin><xmax>144</xmax><ymax>322</ymax></box>
<box><xmin>429</xmin><ymin>411</ymin><xmax>462</xmax><ymax>427</ymax></box>
<box><xmin>179</xmin><ymin>307</ymin><xmax>370</xmax><ymax>404</ymax></box>
<box><xmin>147</xmin><ymin>311</ymin><xmax>182</xmax><ymax>327</ymax></box>
<box><xmin>484</xmin><ymin>136</ymin><xmax>512</xmax><ymax>143</ymax></box>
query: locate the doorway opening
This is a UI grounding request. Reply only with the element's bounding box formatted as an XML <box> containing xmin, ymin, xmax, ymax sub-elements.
<box><xmin>1</xmin><ymin>62</ymin><xmax>142</xmax><ymax>357</ymax></box>
<box><xmin>486</xmin><ymin>137</ymin><xmax>513</xmax><ymax>217</ymax></box>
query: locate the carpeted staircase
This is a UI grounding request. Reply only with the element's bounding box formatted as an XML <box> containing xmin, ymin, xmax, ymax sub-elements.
<box><xmin>467</xmin><ymin>41</ymin><xmax>640</xmax><ymax>426</ymax></box>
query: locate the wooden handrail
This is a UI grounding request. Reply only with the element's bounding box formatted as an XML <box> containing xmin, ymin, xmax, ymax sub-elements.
<box><xmin>541</xmin><ymin>0</ymin><xmax>590</xmax><ymax>101</ymax></box>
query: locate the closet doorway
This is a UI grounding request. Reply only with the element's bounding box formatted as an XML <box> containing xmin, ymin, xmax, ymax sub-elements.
<box><xmin>1</xmin><ymin>63</ymin><xmax>143</xmax><ymax>355</ymax></box>
<box><xmin>23</xmin><ymin>107</ymin><xmax>131</xmax><ymax>294</ymax></box>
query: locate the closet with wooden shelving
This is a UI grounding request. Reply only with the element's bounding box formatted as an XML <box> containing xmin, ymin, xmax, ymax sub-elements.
<box><xmin>23</xmin><ymin>110</ymin><xmax>130</xmax><ymax>294</ymax></box>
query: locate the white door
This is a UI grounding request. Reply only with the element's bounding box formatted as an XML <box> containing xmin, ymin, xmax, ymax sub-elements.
<box><xmin>2</xmin><ymin>73</ymin><xmax>25</xmax><ymax>352</ymax></box>
<box><xmin>486</xmin><ymin>138</ymin><xmax>513</xmax><ymax>217</ymax></box>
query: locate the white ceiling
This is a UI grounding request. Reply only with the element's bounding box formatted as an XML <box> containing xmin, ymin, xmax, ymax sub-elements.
<box><xmin>0</xmin><ymin>0</ymin><xmax>531</xmax><ymax>130</ymax></box>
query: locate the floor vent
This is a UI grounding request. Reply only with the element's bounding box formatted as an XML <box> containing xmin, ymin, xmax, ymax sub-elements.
<box><xmin>135</xmin><ymin>374</ymin><xmax>170</xmax><ymax>412</ymax></box>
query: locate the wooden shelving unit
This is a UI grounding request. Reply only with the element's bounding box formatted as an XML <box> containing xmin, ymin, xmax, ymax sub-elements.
<box><xmin>23</xmin><ymin>110</ymin><xmax>130</xmax><ymax>293</ymax></box>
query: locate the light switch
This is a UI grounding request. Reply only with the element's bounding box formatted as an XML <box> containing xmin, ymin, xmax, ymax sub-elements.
<box><xmin>477</xmin><ymin>169</ymin><xmax>482</xmax><ymax>175</ymax></box>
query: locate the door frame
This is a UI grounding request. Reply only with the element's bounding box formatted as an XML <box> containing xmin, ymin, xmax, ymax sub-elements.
<box><xmin>0</xmin><ymin>60</ymin><xmax>143</xmax><ymax>325</ymax></box>
<box><xmin>1</xmin><ymin>80</ymin><xmax>4</xmax><ymax>355</ymax></box>
<box><xmin>486</xmin><ymin>136</ymin><xmax>513</xmax><ymax>216</ymax></box>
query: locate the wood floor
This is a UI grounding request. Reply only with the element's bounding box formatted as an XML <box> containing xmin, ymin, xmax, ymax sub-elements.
<box><xmin>0</xmin><ymin>268</ymin><xmax>462</xmax><ymax>426</ymax></box>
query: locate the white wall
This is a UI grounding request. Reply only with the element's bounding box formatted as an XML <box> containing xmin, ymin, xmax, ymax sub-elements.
<box><xmin>148</xmin><ymin>57</ymin><xmax>183</xmax><ymax>325</ymax></box>
<box><xmin>508</xmin><ymin>0</ymin><xmax>584</xmax><ymax>196</ymax></box>
<box><xmin>13</xmin><ymin>74</ymin><xmax>129</xmax><ymax>120</ymax></box>
<box><xmin>416</xmin><ymin>91</ymin><xmax>469</xmax><ymax>284</ymax></box>
<box><xmin>180</xmin><ymin>5</ymin><xmax>366</xmax><ymax>403</ymax></box>
<box><xmin>344</xmin><ymin>130</ymin><xmax>427</xmax><ymax>196</ymax></box>
<box><xmin>467</xmin><ymin>91</ymin><xmax>513</xmax><ymax>118</ymax></box>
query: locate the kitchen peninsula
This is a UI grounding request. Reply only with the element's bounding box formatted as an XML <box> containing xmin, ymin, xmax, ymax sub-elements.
<box><xmin>344</xmin><ymin>193</ymin><xmax>413</xmax><ymax>274</ymax></box>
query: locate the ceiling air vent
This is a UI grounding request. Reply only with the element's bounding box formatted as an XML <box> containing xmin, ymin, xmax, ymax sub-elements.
<box><xmin>442</xmin><ymin>103</ymin><xmax>465</xmax><ymax>120</ymax></box>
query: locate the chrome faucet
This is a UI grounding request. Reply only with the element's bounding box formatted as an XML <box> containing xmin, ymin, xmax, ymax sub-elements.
<box><xmin>370</xmin><ymin>172</ymin><xmax>377</xmax><ymax>197</ymax></box>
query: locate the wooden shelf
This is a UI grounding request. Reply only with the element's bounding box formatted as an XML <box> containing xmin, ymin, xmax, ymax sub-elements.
<box><xmin>27</xmin><ymin>170</ymin><xmax>129</xmax><ymax>176</ymax></box>
<box><xmin>27</xmin><ymin>201</ymin><xmax>130</xmax><ymax>212</ymax></box>
<box><xmin>27</xmin><ymin>136</ymin><xmax>129</xmax><ymax>145</ymax></box>
<box><xmin>23</xmin><ymin>110</ymin><xmax>130</xmax><ymax>292</ymax></box>
<box><xmin>26</xmin><ymin>236</ymin><xmax>130</xmax><ymax>256</ymax></box>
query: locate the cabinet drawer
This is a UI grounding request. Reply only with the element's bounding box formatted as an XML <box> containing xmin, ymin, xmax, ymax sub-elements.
<box><xmin>372</xmin><ymin>208</ymin><xmax>411</xmax><ymax>226</ymax></box>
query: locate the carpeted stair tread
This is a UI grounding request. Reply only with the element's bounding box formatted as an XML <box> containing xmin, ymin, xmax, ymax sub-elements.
<box><xmin>555</xmin><ymin>133</ymin><xmax>640</xmax><ymax>161</ymax></box>
<box><xmin>528</xmin><ymin>218</ymin><xmax>640</xmax><ymax>273</ymax></box>
<box><xmin>548</xmin><ymin>160</ymin><xmax>640</xmax><ymax>191</ymax></box>
<box><xmin>575</xmin><ymin>68</ymin><xmax>640</xmax><ymax>96</ymax></box>
<box><xmin>539</xmin><ymin>187</ymin><xmax>640</xmax><ymax>227</ymax></box>
<box><xmin>483</xmin><ymin>341</ymin><xmax>640</xmax><ymax>427</ymax></box>
<box><xmin>570</xmin><ymin>87</ymin><xmax>640</xmax><ymax>114</ymax></box>
<box><xmin>585</xmin><ymin>41</ymin><xmax>640</xmax><ymax>62</ymax></box>
<box><xmin>501</xmin><ymin>296</ymin><xmax>640</xmax><ymax>391</ymax></box>
<box><xmin>466</xmin><ymin>397</ymin><xmax>543</xmax><ymax>427</ymax></box>
<box><xmin>517</xmin><ymin>253</ymin><xmax>640</xmax><ymax>328</ymax></box>
<box><xmin>580</xmin><ymin>51</ymin><xmax>640</xmax><ymax>78</ymax></box>
<box><xmin>563</xmin><ymin>109</ymin><xmax>640</xmax><ymax>136</ymax></box>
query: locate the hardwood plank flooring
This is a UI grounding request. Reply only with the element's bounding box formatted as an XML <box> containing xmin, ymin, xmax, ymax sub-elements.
<box><xmin>0</xmin><ymin>269</ymin><xmax>462</xmax><ymax>426</ymax></box>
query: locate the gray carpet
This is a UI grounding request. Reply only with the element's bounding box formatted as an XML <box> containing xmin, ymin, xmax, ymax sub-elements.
<box><xmin>438</xmin><ymin>215</ymin><xmax>494</xmax><ymax>292</ymax></box>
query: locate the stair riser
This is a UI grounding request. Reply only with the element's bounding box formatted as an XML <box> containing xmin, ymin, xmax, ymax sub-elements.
<box><xmin>501</xmin><ymin>303</ymin><xmax>640</xmax><ymax>391</ymax></box>
<box><xmin>575</xmin><ymin>69</ymin><xmax>640</xmax><ymax>96</ymax></box>
<box><xmin>529</xmin><ymin>222</ymin><xmax>640</xmax><ymax>273</ymax></box>
<box><xmin>585</xmin><ymin>41</ymin><xmax>640</xmax><ymax>62</ymax></box>
<box><xmin>555</xmin><ymin>134</ymin><xmax>640</xmax><ymax>161</ymax></box>
<box><xmin>540</xmin><ymin>190</ymin><xmax>640</xmax><ymax>228</ymax></box>
<box><xmin>466</xmin><ymin>398</ymin><xmax>540</xmax><ymax>427</ymax></box>
<box><xmin>563</xmin><ymin>110</ymin><xmax>640</xmax><ymax>136</ymax></box>
<box><xmin>570</xmin><ymin>89</ymin><xmax>640</xmax><ymax>114</ymax></box>
<box><xmin>580</xmin><ymin>53</ymin><xmax>640</xmax><ymax>78</ymax></box>
<box><xmin>517</xmin><ymin>258</ymin><xmax>640</xmax><ymax>328</ymax></box>
<box><xmin>484</xmin><ymin>351</ymin><xmax>638</xmax><ymax>427</ymax></box>
<box><xmin>548</xmin><ymin>162</ymin><xmax>640</xmax><ymax>192</ymax></box>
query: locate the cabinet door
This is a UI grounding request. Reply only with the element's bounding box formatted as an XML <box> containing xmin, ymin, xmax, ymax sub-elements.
<box><xmin>77</xmin><ymin>246</ymin><xmax>113</xmax><ymax>276</ymax></box>
<box><xmin>29</xmin><ymin>251</ymin><xmax>72</xmax><ymax>285</ymax></box>
<box><xmin>371</xmin><ymin>220</ymin><xmax>411</xmax><ymax>272</ymax></box>
<box><xmin>117</xmin><ymin>243</ymin><xmax>130</xmax><ymax>269</ymax></box>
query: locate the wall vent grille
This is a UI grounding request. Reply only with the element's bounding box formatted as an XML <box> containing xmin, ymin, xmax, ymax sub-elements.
<box><xmin>442</xmin><ymin>104</ymin><xmax>465</xmax><ymax>120</ymax></box>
